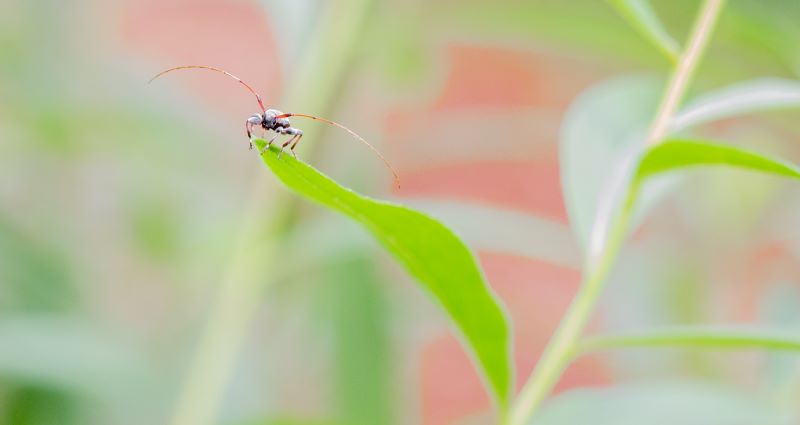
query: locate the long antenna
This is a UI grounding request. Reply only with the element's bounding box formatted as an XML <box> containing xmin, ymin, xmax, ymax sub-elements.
<box><xmin>276</xmin><ymin>113</ymin><xmax>401</xmax><ymax>188</ymax></box>
<box><xmin>149</xmin><ymin>65</ymin><xmax>266</xmax><ymax>113</ymax></box>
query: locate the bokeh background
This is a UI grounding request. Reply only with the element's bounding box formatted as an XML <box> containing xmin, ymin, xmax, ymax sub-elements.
<box><xmin>2</xmin><ymin>0</ymin><xmax>800</xmax><ymax>424</ymax></box>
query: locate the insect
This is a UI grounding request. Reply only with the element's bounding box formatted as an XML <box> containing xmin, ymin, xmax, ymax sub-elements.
<box><xmin>149</xmin><ymin>65</ymin><xmax>399</xmax><ymax>186</ymax></box>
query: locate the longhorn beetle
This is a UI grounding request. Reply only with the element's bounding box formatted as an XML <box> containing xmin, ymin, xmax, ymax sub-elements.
<box><xmin>149</xmin><ymin>65</ymin><xmax>399</xmax><ymax>187</ymax></box>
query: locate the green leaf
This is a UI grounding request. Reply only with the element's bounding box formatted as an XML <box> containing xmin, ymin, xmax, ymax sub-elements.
<box><xmin>253</xmin><ymin>140</ymin><xmax>514</xmax><ymax>409</ymax></box>
<box><xmin>580</xmin><ymin>326</ymin><xmax>800</xmax><ymax>354</ymax></box>
<box><xmin>407</xmin><ymin>200</ymin><xmax>580</xmax><ymax>268</ymax></box>
<box><xmin>0</xmin><ymin>216</ymin><xmax>80</xmax><ymax>311</ymax></box>
<box><xmin>588</xmin><ymin>138</ymin><xmax>800</xmax><ymax>261</ymax></box>
<box><xmin>674</xmin><ymin>78</ymin><xmax>800</xmax><ymax>131</ymax></box>
<box><xmin>328</xmin><ymin>256</ymin><xmax>393</xmax><ymax>425</ymax></box>
<box><xmin>560</xmin><ymin>76</ymin><xmax>663</xmax><ymax>253</ymax></box>
<box><xmin>530</xmin><ymin>380</ymin><xmax>796</xmax><ymax>425</ymax></box>
<box><xmin>607</xmin><ymin>0</ymin><xmax>680</xmax><ymax>61</ymax></box>
<box><xmin>563</xmin><ymin>76</ymin><xmax>800</xmax><ymax>257</ymax></box>
<box><xmin>635</xmin><ymin>139</ymin><xmax>800</xmax><ymax>182</ymax></box>
<box><xmin>4</xmin><ymin>386</ymin><xmax>86</xmax><ymax>425</ymax></box>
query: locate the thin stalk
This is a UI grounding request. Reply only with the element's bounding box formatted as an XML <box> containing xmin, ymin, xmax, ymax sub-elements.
<box><xmin>646</xmin><ymin>0</ymin><xmax>725</xmax><ymax>146</ymax></box>
<box><xmin>508</xmin><ymin>189</ymin><xmax>637</xmax><ymax>425</ymax></box>
<box><xmin>168</xmin><ymin>1</ymin><xmax>375</xmax><ymax>425</ymax></box>
<box><xmin>508</xmin><ymin>2</ymin><xmax>725</xmax><ymax>424</ymax></box>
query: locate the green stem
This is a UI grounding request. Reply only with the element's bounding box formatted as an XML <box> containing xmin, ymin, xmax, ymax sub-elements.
<box><xmin>508</xmin><ymin>189</ymin><xmax>637</xmax><ymax>425</ymax></box>
<box><xmin>167</xmin><ymin>2</ymin><xmax>375</xmax><ymax>425</ymax></box>
<box><xmin>646</xmin><ymin>0</ymin><xmax>726</xmax><ymax>146</ymax></box>
<box><xmin>508</xmin><ymin>1</ymin><xmax>725</xmax><ymax>424</ymax></box>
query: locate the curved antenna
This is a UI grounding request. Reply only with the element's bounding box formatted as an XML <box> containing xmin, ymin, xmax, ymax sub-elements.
<box><xmin>277</xmin><ymin>113</ymin><xmax>401</xmax><ymax>188</ymax></box>
<box><xmin>149</xmin><ymin>65</ymin><xmax>266</xmax><ymax>113</ymax></box>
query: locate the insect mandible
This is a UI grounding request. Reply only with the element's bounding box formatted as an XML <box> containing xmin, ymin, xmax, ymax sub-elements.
<box><xmin>150</xmin><ymin>65</ymin><xmax>399</xmax><ymax>186</ymax></box>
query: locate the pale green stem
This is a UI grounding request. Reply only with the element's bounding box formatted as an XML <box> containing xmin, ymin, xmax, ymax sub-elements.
<box><xmin>167</xmin><ymin>2</ymin><xmax>375</xmax><ymax>425</ymax></box>
<box><xmin>508</xmin><ymin>188</ymin><xmax>637</xmax><ymax>425</ymax></box>
<box><xmin>508</xmin><ymin>1</ymin><xmax>726</xmax><ymax>424</ymax></box>
<box><xmin>646</xmin><ymin>0</ymin><xmax>726</xmax><ymax>146</ymax></box>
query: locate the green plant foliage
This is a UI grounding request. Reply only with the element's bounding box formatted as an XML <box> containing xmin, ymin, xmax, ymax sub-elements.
<box><xmin>580</xmin><ymin>326</ymin><xmax>800</xmax><ymax>354</ymax></box>
<box><xmin>328</xmin><ymin>256</ymin><xmax>393</xmax><ymax>425</ymax></box>
<box><xmin>757</xmin><ymin>283</ymin><xmax>800</xmax><ymax>399</ymax></box>
<box><xmin>560</xmin><ymin>76</ymin><xmax>663</xmax><ymax>253</ymax></box>
<box><xmin>636</xmin><ymin>139</ymin><xmax>800</xmax><ymax>181</ymax></box>
<box><xmin>562</xmin><ymin>76</ymin><xmax>800</xmax><ymax>257</ymax></box>
<box><xmin>408</xmin><ymin>200</ymin><xmax>580</xmax><ymax>268</ymax></box>
<box><xmin>253</xmin><ymin>140</ymin><xmax>513</xmax><ymax>409</ymax></box>
<box><xmin>0</xmin><ymin>315</ymin><xmax>154</xmax><ymax>402</ymax></box>
<box><xmin>590</xmin><ymin>138</ymin><xmax>800</xmax><ymax>261</ymax></box>
<box><xmin>530</xmin><ymin>381</ymin><xmax>796</xmax><ymax>425</ymax></box>
<box><xmin>427</xmin><ymin>1</ymin><xmax>666</xmax><ymax>65</ymax></box>
<box><xmin>234</xmin><ymin>419</ymin><xmax>341</xmax><ymax>425</ymax></box>
<box><xmin>0</xmin><ymin>218</ymin><xmax>79</xmax><ymax>311</ymax></box>
<box><xmin>607</xmin><ymin>0</ymin><xmax>679</xmax><ymax>61</ymax></box>
<box><xmin>674</xmin><ymin>78</ymin><xmax>800</xmax><ymax>131</ymax></box>
<box><xmin>3</xmin><ymin>386</ymin><xmax>85</xmax><ymax>425</ymax></box>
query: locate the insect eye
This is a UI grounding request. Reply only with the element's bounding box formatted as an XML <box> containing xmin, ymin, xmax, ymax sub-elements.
<box><xmin>247</xmin><ymin>114</ymin><xmax>262</xmax><ymax>124</ymax></box>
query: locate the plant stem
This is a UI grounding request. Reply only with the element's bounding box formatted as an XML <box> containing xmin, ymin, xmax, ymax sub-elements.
<box><xmin>167</xmin><ymin>2</ymin><xmax>374</xmax><ymax>425</ymax></box>
<box><xmin>507</xmin><ymin>189</ymin><xmax>636</xmax><ymax>425</ymax></box>
<box><xmin>508</xmin><ymin>2</ymin><xmax>725</xmax><ymax>424</ymax></box>
<box><xmin>646</xmin><ymin>0</ymin><xmax>725</xmax><ymax>146</ymax></box>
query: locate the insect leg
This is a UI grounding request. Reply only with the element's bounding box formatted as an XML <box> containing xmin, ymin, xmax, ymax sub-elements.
<box><xmin>259</xmin><ymin>132</ymin><xmax>281</xmax><ymax>154</ymax></box>
<box><xmin>288</xmin><ymin>131</ymin><xmax>304</xmax><ymax>158</ymax></box>
<box><xmin>278</xmin><ymin>134</ymin><xmax>299</xmax><ymax>159</ymax></box>
<box><xmin>246</xmin><ymin>121</ymin><xmax>254</xmax><ymax>149</ymax></box>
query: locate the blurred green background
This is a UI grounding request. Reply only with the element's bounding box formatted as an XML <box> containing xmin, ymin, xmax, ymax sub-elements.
<box><xmin>2</xmin><ymin>0</ymin><xmax>800</xmax><ymax>424</ymax></box>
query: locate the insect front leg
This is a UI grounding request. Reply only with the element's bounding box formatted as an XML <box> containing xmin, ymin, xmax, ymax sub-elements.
<box><xmin>259</xmin><ymin>131</ymin><xmax>282</xmax><ymax>154</ymax></box>
<box><xmin>246</xmin><ymin>121</ymin><xmax>254</xmax><ymax>149</ymax></box>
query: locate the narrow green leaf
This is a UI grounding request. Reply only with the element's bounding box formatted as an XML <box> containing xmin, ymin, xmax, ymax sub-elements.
<box><xmin>580</xmin><ymin>326</ymin><xmax>800</xmax><ymax>355</ymax></box>
<box><xmin>254</xmin><ymin>140</ymin><xmax>513</xmax><ymax>409</ymax></box>
<box><xmin>407</xmin><ymin>200</ymin><xmax>580</xmax><ymax>268</ymax></box>
<box><xmin>530</xmin><ymin>381</ymin><xmax>795</xmax><ymax>425</ymax></box>
<box><xmin>566</xmin><ymin>77</ymin><xmax>800</xmax><ymax>258</ymax></box>
<box><xmin>589</xmin><ymin>138</ymin><xmax>800</xmax><ymax>260</ymax></box>
<box><xmin>328</xmin><ymin>256</ymin><xmax>393</xmax><ymax>425</ymax></box>
<box><xmin>674</xmin><ymin>78</ymin><xmax>800</xmax><ymax>131</ymax></box>
<box><xmin>560</xmin><ymin>76</ymin><xmax>663</xmax><ymax>253</ymax></box>
<box><xmin>636</xmin><ymin>139</ymin><xmax>800</xmax><ymax>182</ymax></box>
<box><xmin>607</xmin><ymin>0</ymin><xmax>680</xmax><ymax>61</ymax></box>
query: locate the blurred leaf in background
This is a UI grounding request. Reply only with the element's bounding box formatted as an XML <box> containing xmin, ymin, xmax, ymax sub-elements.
<box><xmin>531</xmin><ymin>380</ymin><xmax>796</xmax><ymax>425</ymax></box>
<box><xmin>1</xmin><ymin>386</ymin><xmax>85</xmax><ymax>425</ymax></box>
<box><xmin>327</xmin><ymin>255</ymin><xmax>393</xmax><ymax>425</ymax></box>
<box><xmin>0</xmin><ymin>216</ymin><xmax>79</xmax><ymax>312</ymax></box>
